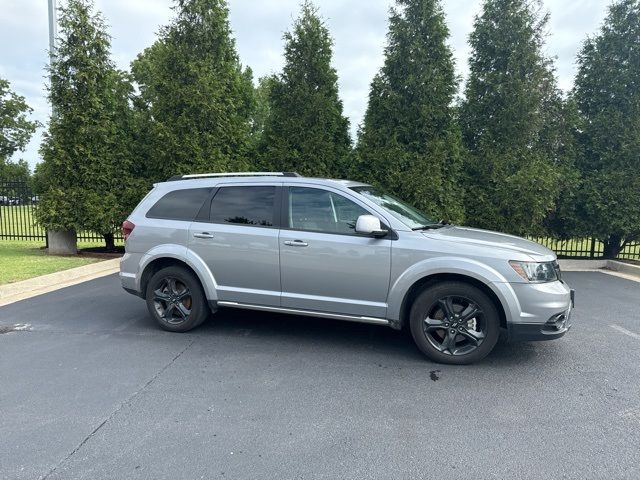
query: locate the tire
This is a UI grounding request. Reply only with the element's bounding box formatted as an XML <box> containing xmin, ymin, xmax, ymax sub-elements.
<box><xmin>145</xmin><ymin>266</ymin><xmax>209</xmax><ymax>332</ymax></box>
<box><xmin>409</xmin><ymin>281</ymin><xmax>500</xmax><ymax>365</ymax></box>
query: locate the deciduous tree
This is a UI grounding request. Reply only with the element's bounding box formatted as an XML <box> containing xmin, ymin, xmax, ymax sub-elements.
<box><xmin>0</xmin><ymin>77</ymin><xmax>38</xmax><ymax>164</ymax></box>
<box><xmin>0</xmin><ymin>77</ymin><xmax>38</xmax><ymax>183</ymax></box>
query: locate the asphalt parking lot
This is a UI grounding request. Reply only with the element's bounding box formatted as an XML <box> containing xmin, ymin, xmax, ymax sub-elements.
<box><xmin>1</xmin><ymin>271</ymin><xmax>639</xmax><ymax>480</ymax></box>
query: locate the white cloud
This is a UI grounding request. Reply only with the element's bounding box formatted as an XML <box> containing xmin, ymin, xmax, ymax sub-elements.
<box><xmin>0</xmin><ymin>0</ymin><xmax>610</xmax><ymax>169</ymax></box>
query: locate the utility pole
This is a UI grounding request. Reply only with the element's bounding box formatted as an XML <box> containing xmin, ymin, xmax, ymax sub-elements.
<box><xmin>47</xmin><ymin>0</ymin><xmax>57</xmax><ymax>63</ymax></box>
<box><xmin>46</xmin><ymin>0</ymin><xmax>57</xmax><ymax>251</ymax></box>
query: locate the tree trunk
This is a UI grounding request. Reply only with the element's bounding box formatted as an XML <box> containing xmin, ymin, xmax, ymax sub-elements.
<box><xmin>103</xmin><ymin>232</ymin><xmax>115</xmax><ymax>252</ymax></box>
<box><xmin>602</xmin><ymin>234</ymin><xmax>623</xmax><ymax>259</ymax></box>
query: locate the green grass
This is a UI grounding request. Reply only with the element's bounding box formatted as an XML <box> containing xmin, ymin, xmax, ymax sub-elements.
<box><xmin>0</xmin><ymin>240</ymin><xmax>100</xmax><ymax>285</ymax></box>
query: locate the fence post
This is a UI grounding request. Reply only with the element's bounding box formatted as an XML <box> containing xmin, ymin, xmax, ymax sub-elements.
<box><xmin>589</xmin><ymin>237</ymin><xmax>596</xmax><ymax>259</ymax></box>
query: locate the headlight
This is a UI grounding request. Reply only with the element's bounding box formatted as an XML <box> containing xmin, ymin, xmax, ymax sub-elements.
<box><xmin>509</xmin><ymin>261</ymin><xmax>559</xmax><ymax>283</ymax></box>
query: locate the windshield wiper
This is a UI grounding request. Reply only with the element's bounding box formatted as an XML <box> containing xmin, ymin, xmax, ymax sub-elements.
<box><xmin>412</xmin><ymin>223</ymin><xmax>446</xmax><ymax>231</ymax></box>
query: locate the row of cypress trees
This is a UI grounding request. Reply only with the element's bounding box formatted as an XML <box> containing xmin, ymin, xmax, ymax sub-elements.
<box><xmin>35</xmin><ymin>0</ymin><xmax>640</xmax><ymax>257</ymax></box>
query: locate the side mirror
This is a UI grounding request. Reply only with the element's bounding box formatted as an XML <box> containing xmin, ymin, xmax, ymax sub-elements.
<box><xmin>355</xmin><ymin>215</ymin><xmax>388</xmax><ymax>237</ymax></box>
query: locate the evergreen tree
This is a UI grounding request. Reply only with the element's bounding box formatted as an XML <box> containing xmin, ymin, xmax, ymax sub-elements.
<box><xmin>259</xmin><ymin>1</ymin><xmax>351</xmax><ymax>177</ymax></box>
<box><xmin>248</xmin><ymin>75</ymin><xmax>275</xmax><ymax>155</ymax></box>
<box><xmin>36</xmin><ymin>0</ymin><xmax>134</xmax><ymax>250</ymax></box>
<box><xmin>356</xmin><ymin>0</ymin><xmax>464</xmax><ymax>222</ymax></box>
<box><xmin>131</xmin><ymin>0</ymin><xmax>254</xmax><ymax>181</ymax></box>
<box><xmin>460</xmin><ymin>0</ymin><xmax>562</xmax><ymax>235</ymax></box>
<box><xmin>569</xmin><ymin>0</ymin><xmax>640</xmax><ymax>258</ymax></box>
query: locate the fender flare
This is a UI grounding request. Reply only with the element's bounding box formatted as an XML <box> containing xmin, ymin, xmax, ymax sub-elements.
<box><xmin>138</xmin><ymin>245</ymin><xmax>219</xmax><ymax>301</ymax></box>
<box><xmin>386</xmin><ymin>256</ymin><xmax>521</xmax><ymax>323</ymax></box>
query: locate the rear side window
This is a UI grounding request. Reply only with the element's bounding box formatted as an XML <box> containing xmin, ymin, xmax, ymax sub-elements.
<box><xmin>146</xmin><ymin>188</ymin><xmax>212</xmax><ymax>221</ymax></box>
<box><xmin>209</xmin><ymin>186</ymin><xmax>275</xmax><ymax>227</ymax></box>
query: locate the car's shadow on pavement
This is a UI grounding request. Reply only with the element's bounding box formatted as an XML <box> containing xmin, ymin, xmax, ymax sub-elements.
<box><xmin>185</xmin><ymin>307</ymin><xmax>545</xmax><ymax>367</ymax></box>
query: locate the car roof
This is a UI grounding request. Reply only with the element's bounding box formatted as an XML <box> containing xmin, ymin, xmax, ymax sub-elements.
<box><xmin>156</xmin><ymin>174</ymin><xmax>370</xmax><ymax>189</ymax></box>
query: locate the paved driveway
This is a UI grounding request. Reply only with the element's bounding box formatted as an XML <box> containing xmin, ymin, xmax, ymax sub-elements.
<box><xmin>1</xmin><ymin>272</ymin><xmax>639</xmax><ymax>480</ymax></box>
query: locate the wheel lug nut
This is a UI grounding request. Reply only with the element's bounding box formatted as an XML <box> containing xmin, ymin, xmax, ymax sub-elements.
<box><xmin>450</xmin><ymin>329</ymin><xmax>455</xmax><ymax>334</ymax></box>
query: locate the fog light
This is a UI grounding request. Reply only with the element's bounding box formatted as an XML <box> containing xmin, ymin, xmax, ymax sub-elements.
<box><xmin>545</xmin><ymin>313</ymin><xmax>567</xmax><ymax>331</ymax></box>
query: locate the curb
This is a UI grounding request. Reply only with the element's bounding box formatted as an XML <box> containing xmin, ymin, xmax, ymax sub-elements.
<box><xmin>606</xmin><ymin>260</ymin><xmax>640</xmax><ymax>277</ymax></box>
<box><xmin>0</xmin><ymin>258</ymin><xmax>120</xmax><ymax>307</ymax></box>
<box><xmin>558</xmin><ymin>259</ymin><xmax>607</xmax><ymax>271</ymax></box>
<box><xmin>559</xmin><ymin>259</ymin><xmax>640</xmax><ymax>283</ymax></box>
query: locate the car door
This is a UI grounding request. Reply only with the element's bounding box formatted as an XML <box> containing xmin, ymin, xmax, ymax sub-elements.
<box><xmin>188</xmin><ymin>183</ymin><xmax>282</xmax><ymax>307</ymax></box>
<box><xmin>279</xmin><ymin>185</ymin><xmax>392</xmax><ymax>318</ymax></box>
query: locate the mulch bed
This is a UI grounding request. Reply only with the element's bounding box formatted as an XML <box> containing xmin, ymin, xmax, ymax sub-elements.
<box><xmin>618</xmin><ymin>259</ymin><xmax>640</xmax><ymax>266</ymax></box>
<box><xmin>78</xmin><ymin>246</ymin><xmax>125</xmax><ymax>259</ymax></box>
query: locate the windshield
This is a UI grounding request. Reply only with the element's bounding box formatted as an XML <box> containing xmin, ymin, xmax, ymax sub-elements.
<box><xmin>350</xmin><ymin>186</ymin><xmax>438</xmax><ymax>230</ymax></box>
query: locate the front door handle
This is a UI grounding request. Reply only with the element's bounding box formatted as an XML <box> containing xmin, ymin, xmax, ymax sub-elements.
<box><xmin>193</xmin><ymin>232</ymin><xmax>214</xmax><ymax>239</ymax></box>
<box><xmin>284</xmin><ymin>240</ymin><xmax>308</xmax><ymax>247</ymax></box>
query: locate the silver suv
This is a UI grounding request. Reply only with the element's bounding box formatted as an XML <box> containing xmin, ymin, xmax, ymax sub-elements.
<box><xmin>120</xmin><ymin>172</ymin><xmax>574</xmax><ymax>364</ymax></box>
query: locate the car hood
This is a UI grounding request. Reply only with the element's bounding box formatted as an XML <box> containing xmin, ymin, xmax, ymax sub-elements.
<box><xmin>422</xmin><ymin>226</ymin><xmax>555</xmax><ymax>259</ymax></box>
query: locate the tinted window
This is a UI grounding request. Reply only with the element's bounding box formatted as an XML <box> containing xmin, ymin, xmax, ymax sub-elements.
<box><xmin>288</xmin><ymin>187</ymin><xmax>369</xmax><ymax>234</ymax></box>
<box><xmin>209</xmin><ymin>186</ymin><xmax>275</xmax><ymax>227</ymax></box>
<box><xmin>146</xmin><ymin>188</ymin><xmax>212</xmax><ymax>221</ymax></box>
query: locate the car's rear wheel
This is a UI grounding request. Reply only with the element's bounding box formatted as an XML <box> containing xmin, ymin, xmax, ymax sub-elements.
<box><xmin>145</xmin><ymin>266</ymin><xmax>209</xmax><ymax>332</ymax></box>
<box><xmin>409</xmin><ymin>281</ymin><xmax>500</xmax><ymax>365</ymax></box>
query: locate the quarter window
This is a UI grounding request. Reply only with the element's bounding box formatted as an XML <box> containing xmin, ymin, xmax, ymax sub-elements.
<box><xmin>209</xmin><ymin>186</ymin><xmax>275</xmax><ymax>227</ymax></box>
<box><xmin>146</xmin><ymin>188</ymin><xmax>212</xmax><ymax>221</ymax></box>
<box><xmin>288</xmin><ymin>187</ymin><xmax>369</xmax><ymax>235</ymax></box>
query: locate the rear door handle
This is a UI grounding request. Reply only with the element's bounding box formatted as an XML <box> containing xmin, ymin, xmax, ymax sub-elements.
<box><xmin>284</xmin><ymin>240</ymin><xmax>308</xmax><ymax>247</ymax></box>
<box><xmin>193</xmin><ymin>232</ymin><xmax>214</xmax><ymax>239</ymax></box>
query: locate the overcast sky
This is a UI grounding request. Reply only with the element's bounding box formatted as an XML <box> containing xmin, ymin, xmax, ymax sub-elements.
<box><xmin>1</xmin><ymin>0</ymin><xmax>611</xmax><ymax>169</ymax></box>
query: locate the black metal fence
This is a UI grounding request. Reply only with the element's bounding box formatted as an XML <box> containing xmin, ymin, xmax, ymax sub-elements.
<box><xmin>0</xmin><ymin>180</ymin><xmax>122</xmax><ymax>243</ymax></box>
<box><xmin>529</xmin><ymin>237</ymin><xmax>640</xmax><ymax>259</ymax></box>
<box><xmin>0</xmin><ymin>180</ymin><xmax>43</xmax><ymax>241</ymax></box>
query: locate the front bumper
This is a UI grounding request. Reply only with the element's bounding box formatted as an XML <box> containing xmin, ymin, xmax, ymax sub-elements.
<box><xmin>508</xmin><ymin>287</ymin><xmax>575</xmax><ymax>342</ymax></box>
<box><xmin>490</xmin><ymin>276</ymin><xmax>574</xmax><ymax>342</ymax></box>
<box><xmin>508</xmin><ymin>319</ymin><xmax>571</xmax><ymax>342</ymax></box>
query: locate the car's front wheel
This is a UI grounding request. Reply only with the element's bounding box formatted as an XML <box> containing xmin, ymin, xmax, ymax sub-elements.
<box><xmin>145</xmin><ymin>266</ymin><xmax>209</xmax><ymax>332</ymax></box>
<box><xmin>409</xmin><ymin>281</ymin><xmax>500</xmax><ymax>365</ymax></box>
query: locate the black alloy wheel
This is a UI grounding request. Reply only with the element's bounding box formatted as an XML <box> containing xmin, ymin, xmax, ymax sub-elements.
<box><xmin>152</xmin><ymin>276</ymin><xmax>193</xmax><ymax>325</ymax></box>
<box><xmin>145</xmin><ymin>266</ymin><xmax>209</xmax><ymax>332</ymax></box>
<box><xmin>422</xmin><ymin>295</ymin><xmax>486</xmax><ymax>356</ymax></box>
<box><xmin>410</xmin><ymin>281</ymin><xmax>500</xmax><ymax>365</ymax></box>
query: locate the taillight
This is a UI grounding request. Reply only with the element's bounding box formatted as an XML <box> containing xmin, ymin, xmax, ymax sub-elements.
<box><xmin>122</xmin><ymin>220</ymin><xmax>135</xmax><ymax>240</ymax></box>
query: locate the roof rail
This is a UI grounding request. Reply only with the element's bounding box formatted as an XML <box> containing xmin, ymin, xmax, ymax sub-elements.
<box><xmin>166</xmin><ymin>172</ymin><xmax>301</xmax><ymax>181</ymax></box>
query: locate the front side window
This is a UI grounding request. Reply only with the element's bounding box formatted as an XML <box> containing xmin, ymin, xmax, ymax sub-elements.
<box><xmin>209</xmin><ymin>186</ymin><xmax>275</xmax><ymax>227</ymax></box>
<box><xmin>146</xmin><ymin>188</ymin><xmax>212</xmax><ymax>221</ymax></box>
<box><xmin>288</xmin><ymin>187</ymin><xmax>369</xmax><ymax>235</ymax></box>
